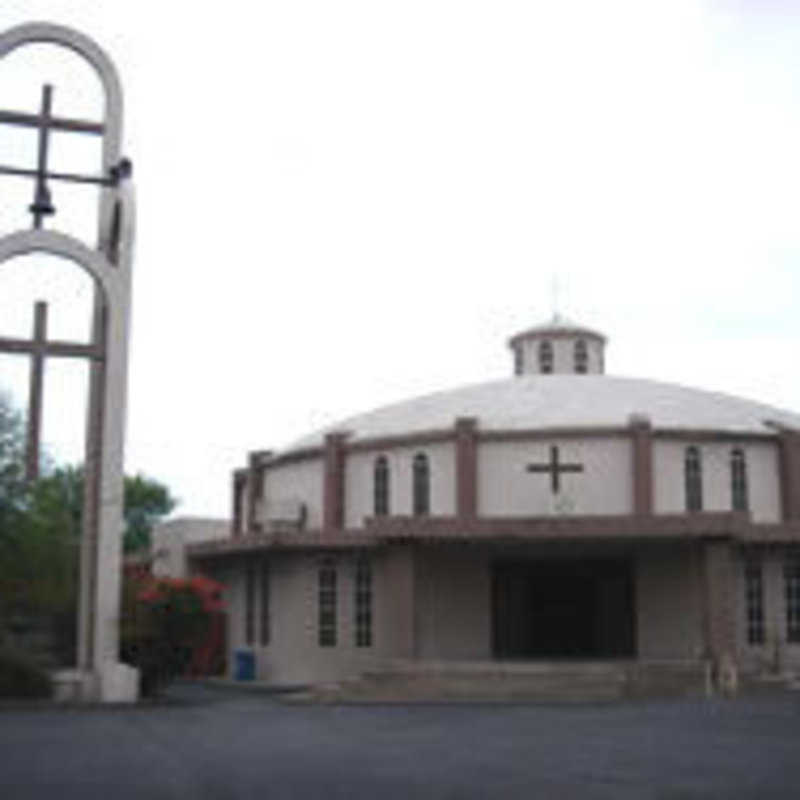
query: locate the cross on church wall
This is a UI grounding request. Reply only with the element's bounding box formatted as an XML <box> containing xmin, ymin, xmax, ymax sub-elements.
<box><xmin>526</xmin><ymin>445</ymin><xmax>584</xmax><ymax>494</ymax></box>
<box><xmin>0</xmin><ymin>300</ymin><xmax>104</xmax><ymax>481</ymax></box>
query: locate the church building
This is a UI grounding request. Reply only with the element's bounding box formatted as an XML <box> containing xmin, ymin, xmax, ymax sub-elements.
<box><xmin>184</xmin><ymin>316</ymin><xmax>800</xmax><ymax>692</ymax></box>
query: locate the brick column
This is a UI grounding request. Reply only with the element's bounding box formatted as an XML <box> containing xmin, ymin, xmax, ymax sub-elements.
<box><xmin>246</xmin><ymin>451</ymin><xmax>272</xmax><ymax>534</ymax></box>
<box><xmin>703</xmin><ymin>540</ymin><xmax>738</xmax><ymax>673</ymax></box>
<box><xmin>778</xmin><ymin>428</ymin><xmax>800</xmax><ymax>522</ymax></box>
<box><xmin>629</xmin><ymin>414</ymin><xmax>653</xmax><ymax>515</ymax></box>
<box><xmin>455</xmin><ymin>417</ymin><xmax>478</xmax><ymax>523</ymax></box>
<box><xmin>231</xmin><ymin>469</ymin><xmax>248</xmax><ymax>538</ymax></box>
<box><xmin>323</xmin><ymin>432</ymin><xmax>348</xmax><ymax>534</ymax></box>
<box><xmin>382</xmin><ymin>546</ymin><xmax>416</xmax><ymax>658</ymax></box>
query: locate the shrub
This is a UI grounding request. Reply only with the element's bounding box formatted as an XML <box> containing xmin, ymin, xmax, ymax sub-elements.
<box><xmin>0</xmin><ymin>648</ymin><xmax>53</xmax><ymax>699</ymax></box>
<box><xmin>120</xmin><ymin>574</ymin><xmax>224</xmax><ymax>697</ymax></box>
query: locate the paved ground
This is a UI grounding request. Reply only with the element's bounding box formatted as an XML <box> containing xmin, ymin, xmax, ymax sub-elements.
<box><xmin>0</xmin><ymin>683</ymin><xmax>798</xmax><ymax>799</ymax></box>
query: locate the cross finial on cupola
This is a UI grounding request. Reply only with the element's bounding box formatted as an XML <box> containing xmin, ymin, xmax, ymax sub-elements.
<box><xmin>507</xmin><ymin>315</ymin><xmax>607</xmax><ymax>376</ymax></box>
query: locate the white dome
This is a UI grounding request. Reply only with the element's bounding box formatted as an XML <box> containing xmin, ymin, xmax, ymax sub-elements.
<box><xmin>286</xmin><ymin>375</ymin><xmax>800</xmax><ymax>451</ymax></box>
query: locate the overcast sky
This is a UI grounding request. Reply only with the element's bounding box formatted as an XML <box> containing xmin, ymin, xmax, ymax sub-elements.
<box><xmin>1</xmin><ymin>1</ymin><xmax>799</xmax><ymax>518</ymax></box>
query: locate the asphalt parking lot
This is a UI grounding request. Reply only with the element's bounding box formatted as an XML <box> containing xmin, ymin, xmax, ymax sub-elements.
<box><xmin>0</xmin><ymin>683</ymin><xmax>798</xmax><ymax>799</ymax></box>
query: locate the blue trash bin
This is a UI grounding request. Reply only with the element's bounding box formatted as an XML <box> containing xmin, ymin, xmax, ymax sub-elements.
<box><xmin>234</xmin><ymin>649</ymin><xmax>255</xmax><ymax>681</ymax></box>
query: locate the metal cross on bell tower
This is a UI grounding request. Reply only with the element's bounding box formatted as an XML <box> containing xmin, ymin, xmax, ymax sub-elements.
<box><xmin>0</xmin><ymin>82</ymin><xmax>131</xmax><ymax>230</ymax></box>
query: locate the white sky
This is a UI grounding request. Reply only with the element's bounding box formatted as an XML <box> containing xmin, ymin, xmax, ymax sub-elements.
<box><xmin>0</xmin><ymin>1</ymin><xmax>799</xmax><ymax>518</ymax></box>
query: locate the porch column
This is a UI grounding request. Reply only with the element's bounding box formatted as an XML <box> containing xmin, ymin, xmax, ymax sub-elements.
<box><xmin>246</xmin><ymin>450</ymin><xmax>272</xmax><ymax>534</ymax></box>
<box><xmin>778</xmin><ymin>428</ymin><xmax>800</xmax><ymax>522</ymax></box>
<box><xmin>455</xmin><ymin>417</ymin><xmax>478</xmax><ymax>523</ymax></box>
<box><xmin>629</xmin><ymin>414</ymin><xmax>653</xmax><ymax>515</ymax></box>
<box><xmin>323</xmin><ymin>432</ymin><xmax>348</xmax><ymax>534</ymax></box>
<box><xmin>231</xmin><ymin>469</ymin><xmax>248</xmax><ymax>538</ymax></box>
<box><xmin>703</xmin><ymin>539</ymin><xmax>738</xmax><ymax>687</ymax></box>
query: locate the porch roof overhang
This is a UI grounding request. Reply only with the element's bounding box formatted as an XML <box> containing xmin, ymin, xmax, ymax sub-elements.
<box><xmin>186</xmin><ymin>512</ymin><xmax>800</xmax><ymax>562</ymax></box>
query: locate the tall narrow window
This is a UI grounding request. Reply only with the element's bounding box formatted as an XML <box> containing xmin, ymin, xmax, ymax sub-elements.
<box><xmin>539</xmin><ymin>340</ymin><xmax>554</xmax><ymax>374</ymax></box>
<box><xmin>245</xmin><ymin>563</ymin><xmax>255</xmax><ymax>646</ymax></box>
<box><xmin>513</xmin><ymin>347</ymin><xmax>523</xmax><ymax>376</ymax></box>
<box><xmin>731</xmin><ymin>448</ymin><xmax>748</xmax><ymax>512</ymax></box>
<box><xmin>574</xmin><ymin>339</ymin><xmax>588</xmax><ymax>374</ymax></box>
<box><xmin>685</xmin><ymin>446</ymin><xmax>703</xmax><ymax>512</ymax></box>
<box><xmin>259</xmin><ymin>559</ymin><xmax>270</xmax><ymax>646</ymax></box>
<box><xmin>745</xmin><ymin>559</ymin><xmax>765</xmax><ymax>645</ymax></box>
<box><xmin>413</xmin><ymin>452</ymin><xmax>430</xmax><ymax>516</ymax></box>
<box><xmin>355</xmin><ymin>557</ymin><xmax>373</xmax><ymax>648</ymax></box>
<box><xmin>785</xmin><ymin>556</ymin><xmax>800</xmax><ymax>644</ymax></box>
<box><xmin>374</xmin><ymin>455</ymin><xmax>389</xmax><ymax>517</ymax></box>
<box><xmin>318</xmin><ymin>560</ymin><xmax>337</xmax><ymax>647</ymax></box>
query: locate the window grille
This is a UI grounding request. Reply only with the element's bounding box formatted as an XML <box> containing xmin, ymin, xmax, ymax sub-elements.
<box><xmin>785</xmin><ymin>556</ymin><xmax>800</xmax><ymax>644</ymax></box>
<box><xmin>318</xmin><ymin>561</ymin><xmax>337</xmax><ymax>647</ymax></box>
<box><xmin>539</xmin><ymin>340</ymin><xmax>554</xmax><ymax>374</ymax></box>
<box><xmin>245</xmin><ymin>563</ymin><xmax>255</xmax><ymax>646</ymax></box>
<box><xmin>355</xmin><ymin>558</ymin><xmax>373</xmax><ymax>648</ymax></box>
<box><xmin>514</xmin><ymin>347</ymin><xmax>523</xmax><ymax>376</ymax></box>
<box><xmin>731</xmin><ymin>448</ymin><xmax>748</xmax><ymax>512</ymax></box>
<box><xmin>685</xmin><ymin>446</ymin><xmax>703</xmax><ymax>512</ymax></box>
<box><xmin>413</xmin><ymin>452</ymin><xmax>430</xmax><ymax>516</ymax></box>
<box><xmin>374</xmin><ymin>456</ymin><xmax>389</xmax><ymax>516</ymax></box>
<box><xmin>745</xmin><ymin>559</ymin><xmax>765</xmax><ymax>645</ymax></box>
<box><xmin>259</xmin><ymin>560</ymin><xmax>270</xmax><ymax>646</ymax></box>
<box><xmin>574</xmin><ymin>339</ymin><xmax>588</xmax><ymax>374</ymax></box>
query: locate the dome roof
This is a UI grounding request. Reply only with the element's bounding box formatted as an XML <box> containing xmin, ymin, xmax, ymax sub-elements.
<box><xmin>508</xmin><ymin>313</ymin><xmax>607</xmax><ymax>346</ymax></box>
<box><xmin>286</xmin><ymin>375</ymin><xmax>800</xmax><ymax>451</ymax></box>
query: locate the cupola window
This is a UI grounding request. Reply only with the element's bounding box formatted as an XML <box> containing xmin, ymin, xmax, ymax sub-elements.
<box><xmin>731</xmin><ymin>448</ymin><xmax>748</xmax><ymax>512</ymax></box>
<box><xmin>574</xmin><ymin>339</ymin><xmax>588</xmax><ymax>374</ymax></box>
<box><xmin>684</xmin><ymin>446</ymin><xmax>703</xmax><ymax>512</ymax></box>
<box><xmin>513</xmin><ymin>346</ymin><xmax>523</xmax><ymax>376</ymax></box>
<box><xmin>539</xmin><ymin>340</ymin><xmax>554</xmax><ymax>374</ymax></box>
<box><xmin>373</xmin><ymin>455</ymin><xmax>390</xmax><ymax>516</ymax></box>
<box><xmin>413</xmin><ymin>452</ymin><xmax>430</xmax><ymax>516</ymax></box>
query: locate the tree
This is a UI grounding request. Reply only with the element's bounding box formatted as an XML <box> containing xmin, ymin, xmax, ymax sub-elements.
<box><xmin>0</xmin><ymin>392</ymin><xmax>177</xmax><ymax>660</ymax></box>
<box><xmin>26</xmin><ymin>467</ymin><xmax>177</xmax><ymax>554</ymax></box>
<box><xmin>122</xmin><ymin>473</ymin><xmax>176</xmax><ymax>554</ymax></box>
<box><xmin>0</xmin><ymin>393</ymin><xmax>28</xmax><ymax>540</ymax></box>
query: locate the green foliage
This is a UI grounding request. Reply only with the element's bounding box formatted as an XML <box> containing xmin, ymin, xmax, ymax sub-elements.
<box><xmin>0</xmin><ymin>392</ymin><xmax>177</xmax><ymax>668</ymax></box>
<box><xmin>120</xmin><ymin>575</ymin><xmax>223</xmax><ymax>697</ymax></box>
<box><xmin>0</xmin><ymin>393</ymin><xmax>29</xmax><ymax>546</ymax></box>
<box><xmin>123</xmin><ymin>473</ymin><xmax>176</xmax><ymax>554</ymax></box>
<box><xmin>0</xmin><ymin>647</ymin><xmax>53</xmax><ymax>699</ymax></box>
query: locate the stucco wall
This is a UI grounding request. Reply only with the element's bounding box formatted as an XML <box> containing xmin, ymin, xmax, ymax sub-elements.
<box><xmin>414</xmin><ymin>549</ymin><xmax>491</xmax><ymax>660</ymax></box>
<box><xmin>653</xmin><ymin>440</ymin><xmax>781</xmax><ymax>523</ymax></box>
<box><xmin>635</xmin><ymin>545</ymin><xmax>705</xmax><ymax>660</ymax></box>
<box><xmin>516</xmin><ymin>336</ymin><xmax>603</xmax><ymax>375</ymax></box>
<box><xmin>344</xmin><ymin>443</ymin><xmax>456</xmax><ymax>527</ymax></box>
<box><xmin>478</xmin><ymin>437</ymin><xmax>632</xmax><ymax>517</ymax></box>
<box><xmin>151</xmin><ymin>517</ymin><xmax>229</xmax><ymax>578</ymax></box>
<box><xmin>262</xmin><ymin>458</ymin><xmax>324</xmax><ymax>529</ymax></box>
<box><xmin>736</xmin><ymin>550</ymin><xmax>800</xmax><ymax>673</ymax></box>
<box><xmin>224</xmin><ymin>548</ymin><xmax>420</xmax><ymax>685</ymax></box>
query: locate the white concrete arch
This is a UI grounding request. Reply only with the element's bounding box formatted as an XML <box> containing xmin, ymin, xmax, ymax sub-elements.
<box><xmin>0</xmin><ymin>22</ymin><xmax>123</xmax><ymax>164</ymax></box>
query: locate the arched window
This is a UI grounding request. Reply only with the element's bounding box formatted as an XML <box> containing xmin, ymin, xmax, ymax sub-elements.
<box><xmin>574</xmin><ymin>339</ymin><xmax>588</xmax><ymax>374</ymax></box>
<box><xmin>731</xmin><ymin>448</ymin><xmax>748</xmax><ymax>512</ymax></box>
<box><xmin>373</xmin><ymin>455</ymin><xmax>390</xmax><ymax>516</ymax></box>
<box><xmin>539</xmin><ymin>340</ymin><xmax>554</xmax><ymax>374</ymax></box>
<box><xmin>685</xmin><ymin>446</ymin><xmax>703</xmax><ymax>512</ymax></box>
<box><xmin>413</xmin><ymin>452</ymin><xmax>430</xmax><ymax>516</ymax></box>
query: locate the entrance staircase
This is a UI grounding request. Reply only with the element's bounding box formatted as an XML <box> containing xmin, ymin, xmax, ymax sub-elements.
<box><xmin>301</xmin><ymin>659</ymin><xmax>711</xmax><ymax>704</ymax></box>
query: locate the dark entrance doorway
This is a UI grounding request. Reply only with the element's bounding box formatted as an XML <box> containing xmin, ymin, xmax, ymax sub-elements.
<box><xmin>492</xmin><ymin>558</ymin><xmax>635</xmax><ymax>658</ymax></box>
